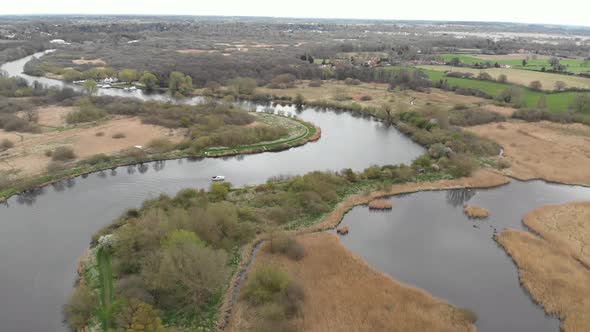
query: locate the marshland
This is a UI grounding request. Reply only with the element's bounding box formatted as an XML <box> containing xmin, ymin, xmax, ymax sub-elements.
<box><xmin>0</xmin><ymin>11</ymin><xmax>590</xmax><ymax>332</ymax></box>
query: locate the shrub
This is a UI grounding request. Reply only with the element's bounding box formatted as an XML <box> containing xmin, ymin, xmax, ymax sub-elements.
<box><xmin>243</xmin><ymin>265</ymin><xmax>291</xmax><ymax>305</ymax></box>
<box><xmin>66</xmin><ymin>105</ymin><xmax>106</xmax><ymax>124</ymax></box>
<box><xmin>95</xmin><ymin>131</ymin><xmax>104</xmax><ymax>137</ymax></box>
<box><xmin>0</xmin><ymin>115</ymin><xmax>39</xmax><ymax>132</ymax></box>
<box><xmin>443</xmin><ymin>154</ymin><xmax>476</xmax><ymax>177</ymax></box>
<box><xmin>477</xmin><ymin>72</ymin><xmax>493</xmax><ymax>81</ymax></box>
<box><xmin>51</xmin><ymin>146</ymin><xmax>76</xmax><ymax>161</ymax></box>
<box><xmin>63</xmin><ymin>283</ymin><xmax>98</xmax><ymax>331</ymax></box>
<box><xmin>281</xmin><ymin>282</ymin><xmax>305</xmax><ymax>318</ymax></box>
<box><xmin>269</xmin><ymin>74</ymin><xmax>296</xmax><ymax>89</ymax></box>
<box><xmin>529</xmin><ymin>80</ymin><xmax>543</xmax><ymax>91</ymax></box>
<box><xmin>147</xmin><ymin>138</ymin><xmax>174</xmax><ymax>153</ymax></box>
<box><xmin>47</xmin><ymin>161</ymin><xmax>66</xmax><ymax>173</ymax></box>
<box><xmin>497</xmin><ymin>158</ymin><xmax>511</xmax><ymax>169</ymax></box>
<box><xmin>497</xmin><ymin>74</ymin><xmax>508</xmax><ymax>83</ymax></box>
<box><xmin>0</xmin><ymin>138</ymin><xmax>14</xmax><ymax>151</ymax></box>
<box><xmin>308</xmin><ymin>80</ymin><xmax>322</xmax><ymax>87</ymax></box>
<box><xmin>512</xmin><ymin>108</ymin><xmax>590</xmax><ymax>125</ymax></box>
<box><xmin>112</xmin><ymin>132</ymin><xmax>126</xmax><ymax>139</ymax></box>
<box><xmin>293</xmin><ymin>94</ymin><xmax>304</xmax><ymax>105</ymax></box>
<box><xmin>230</xmin><ymin>77</ymin><xmax>257</xmax><ymax>95</ymax></box>
<box><xmin>449</xmin><ymin>108</ymin><xmax>506</xmax><ymax>126</ymax></box>
<box><xmin>85</xmin><ymin>153</ymin><xmax>111</xmax><ymax>166</ymax></box>
<box><xmin>344</xmin><ymin>77</ymin><xmax>361</xmax><ymax>85</ymax></box>
<box><xmin>268</xmin><ymin>234</ymin><xmax>305</xmax><ymax>260</ymax></box>
<box><xmin>360</xmin><ymin>95</ymin><xmax>372</xmax><ymax>101</ymax></box>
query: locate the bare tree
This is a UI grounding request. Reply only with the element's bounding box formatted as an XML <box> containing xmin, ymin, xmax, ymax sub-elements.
<box><xmin>554</xmin><ymin>81</ymin><xmax>567</xmax><ymax>91</ymax></box>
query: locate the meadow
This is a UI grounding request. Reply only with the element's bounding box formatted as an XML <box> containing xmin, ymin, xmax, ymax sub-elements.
<box><xmin>437</xmin><ymin>54</ymin><xmax>590</xmax><ymax>74</ymax></box>
<box><xmin>417</xmin><ymin>65</ymin><xmax>590</xmax><ymax>91</ymax></box>
<box><xmin>422</xmin><ymin>69</ymin><xmax>583</xmax><ymax>112</ymax></box>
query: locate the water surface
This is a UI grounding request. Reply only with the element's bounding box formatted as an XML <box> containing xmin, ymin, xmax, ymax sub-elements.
<box><xmin>336</xmin><ymin>180</ymin><xmax>590</xmax><ymax>332</ymax></box>
<box><xmin>0</xmin><ymin>52</ymin><xmax>424</xmax><ymax>332</ymax></box>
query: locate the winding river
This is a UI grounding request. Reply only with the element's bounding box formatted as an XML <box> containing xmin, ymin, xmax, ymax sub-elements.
<box><xmin>0</xmin><ymin>52</ymin><xmax>424</xmax><ymax>332</ymax></box>
<box><xmin>1</xmin><ymin>51</ymin><xmax>589</xmax><ymax>332</ymax></box>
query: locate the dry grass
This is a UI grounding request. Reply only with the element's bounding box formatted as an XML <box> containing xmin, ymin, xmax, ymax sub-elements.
<box><xmin>336</xmin><ymin>226</ymin><xmax>349</xmax><ymax>235</ymax></box>
<box><xmin>463</xmin><ymin>205</ymin><xmax>490</xmax><ymax>219</ymax></box>
<box><xmin>255</xmin><ymin>81</ymin><xmax>487</xmax><ymax>110</ymax></box>
<box><xmin>496</xmin><ymin>201</ymin><xmax>590</xmax><ymax>331</ymax></box>
<box><xmin>227</xmin><ymin>232</ymin><xmax>476</xmax><ymax>332</ymax></box>
<box><xmin>72</xmin><ymin>58</ymin><xmax>106</xmax><ymax>66</ymax></box>
<box><xmin>218</xmin><ymin>169</ymin><xmax>509</xmax><ymax>330</ymax></box>
<box><xmin>466</xmin><ymin>121</ymin><xmax>590</xmax><ymax>185</ymax></box>
<box><xmin>176</xmin><ymin>49</ymin><xmax>220</xmax><ymax>54</ymax></box>
<box><xmin>368</xmin><ymin>199</ymin><xmax>393</xmax><ymax>210</ymax></box>
<box><xmin>0</xmin><ymin>116</ymin><xmax>184</xmax><ymax>178</ymax></box>
<box><xmin>418</xmin><ymin>65</ymin><xmax>590</xmax><ymax>91</ymax></box>
<box><xmin>480</xmin><ymin>104</ymin><xmax>517</xmax><ymax>117</ymax></box>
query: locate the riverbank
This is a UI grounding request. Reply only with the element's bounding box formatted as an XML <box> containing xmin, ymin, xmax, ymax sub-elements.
<box><xmin>0</xmin><ymin>114</ymin><xmax>320</xmax><ymax>202</ymax></box>
<box><xmin>496</xmin><ymin>201</ymin><xmax>590</xmax><ymax>331</ymax></box>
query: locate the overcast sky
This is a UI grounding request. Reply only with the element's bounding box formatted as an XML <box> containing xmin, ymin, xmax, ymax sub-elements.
<box><xmin>2</xmin><ymin>0</ymin><xmax>589</xmax><ymax>27</ymax></box>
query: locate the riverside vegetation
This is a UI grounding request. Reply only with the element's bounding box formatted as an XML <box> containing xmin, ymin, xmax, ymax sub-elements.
<box><xmin>0</xmin><ymin>76</ymin><xmax>318</xmax><ymax>201</ymax></box>
<box><xmin>65</xmin><ymin>91</ymin><xmax>502</xmax><ymax>330</ymax></box>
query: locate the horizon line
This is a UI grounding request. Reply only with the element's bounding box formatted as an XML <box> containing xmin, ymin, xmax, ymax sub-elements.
<box><xmin>0</xmin><ymin>14</ymin><xmax>589</xmax><ymax>29</ymax></box>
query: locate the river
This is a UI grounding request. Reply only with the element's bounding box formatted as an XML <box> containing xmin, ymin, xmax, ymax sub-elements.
<box><xmin>0</xmin><ymin>52</ymin><xmax>424</xmax><ymax>331</ymax></box>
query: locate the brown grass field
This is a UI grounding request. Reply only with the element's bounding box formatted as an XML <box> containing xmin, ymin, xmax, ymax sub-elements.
<box><xmin>463</xmin><ymin>205</ymin><xmax>489</xmax><ymax>219</ymax></box>
<box><xmin>0</xmin><ymin>106</ymin><xmax>184</xmax><ymax>177</ymax></box>
<box><xmin>254</xmin><ymin>81</ymin><xmax>488</xmax><ymax>110</ymax></box>
<box><xmin>227</xmin><ymin>232</ymin><xmax>476</xmax><ymax>332</ymax></box>
<box><xmin>417</xmin><ymin>65</ymin><xmax>590</xmax><ymax>91</ymax></box>
<box><xmin>466</xmin><ymin>120</ymin><xmax>590</xmax><ymax>185</ymax></box>
<box><xmin>496</xmin><ymin>202</ymin><xmax>590</xmax><ymax>331</ymax></box>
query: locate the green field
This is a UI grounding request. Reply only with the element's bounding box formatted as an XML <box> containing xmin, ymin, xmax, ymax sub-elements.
<box><xmin>422</xmin><ymin>69</ymin><xmax>582</xmax><ymax>112</ymax></box>
<box><xmin>437</xmin><ymin>54</ymin><xmax>590</xmax><ymax>74</ymax></box>
<box><xmin>417</xmin><ymin>65</ymin><xmax>590</xmax><ymax>91</ymax></box>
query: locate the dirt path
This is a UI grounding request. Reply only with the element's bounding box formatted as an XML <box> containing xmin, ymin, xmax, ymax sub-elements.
<box><xmin>497</xmin><ymin>202</ymin><xmax>590</xmax><ymax>331</ymax></box>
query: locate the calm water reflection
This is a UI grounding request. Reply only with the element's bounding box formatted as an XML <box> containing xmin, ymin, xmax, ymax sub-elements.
<box><xmin>336</xmin><ymin>180</ymin><xmax>590</xmax><ymax>332</ymax></box>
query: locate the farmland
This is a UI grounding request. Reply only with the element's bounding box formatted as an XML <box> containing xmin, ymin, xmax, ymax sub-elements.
<box><xmin>437</xmin><ymin>53</ymin><xmax>590</xmax><ymax>74</ymax></box>
<box><xmin>422</xmin><ymin>69</ymin><xmax>585</xmax><ymax>113</ymax></box>
<box><xmin>417</xmin><ymin>65</ymin><xmax>590</xmax><ymax>91</ymax></box>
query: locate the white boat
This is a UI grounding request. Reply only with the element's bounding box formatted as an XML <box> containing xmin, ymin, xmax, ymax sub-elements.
<box><xmin>211</xmin><ymin>175</ymin><xmax>225</xmax><ymax>181</ymax></box>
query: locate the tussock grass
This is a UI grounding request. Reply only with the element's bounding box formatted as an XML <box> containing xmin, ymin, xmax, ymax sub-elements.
<box><xmin>51</xmin><ymin>146</ymin><xmax>76</xmax><ymax>161</ymax></box>
<box><xmin>463</xmin><ymin>205</ymin><xmax>489</xmax><ymax>219</ymax></box>
<box><xmin>368</xmin><ymin>199</ymin><xmax>393</xmax><ymax>210</ymax></box>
